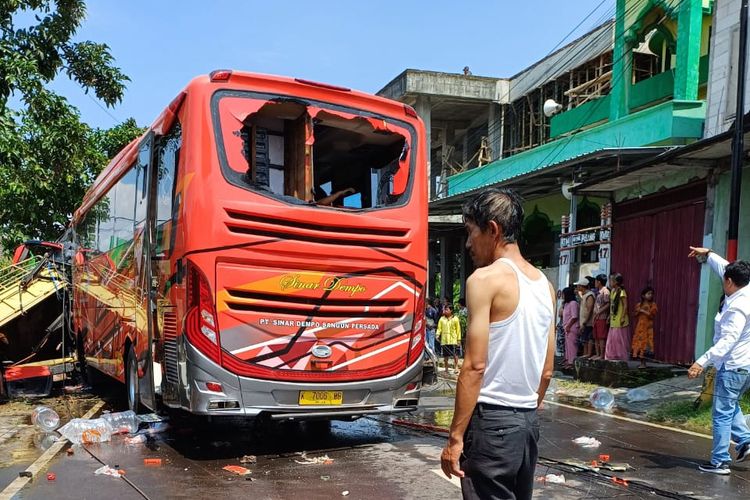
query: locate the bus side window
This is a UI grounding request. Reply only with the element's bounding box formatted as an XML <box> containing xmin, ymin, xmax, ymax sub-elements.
<box><xmin>154</xmin><ymin>122</ymin><xmax>182</xmax><ymax>258</ymax></box>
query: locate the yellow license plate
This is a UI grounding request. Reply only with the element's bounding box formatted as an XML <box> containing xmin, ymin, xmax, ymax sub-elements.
<box><xmin>298</xmin><ymin>390</ymin><xmax>343</xmax><ymax>406</ymax></box>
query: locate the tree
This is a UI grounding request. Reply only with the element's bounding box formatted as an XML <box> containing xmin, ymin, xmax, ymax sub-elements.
<box><xmin>0</xmin><ymin>1</ymin><xmax>134</xmax><ymax>252</ymax></box>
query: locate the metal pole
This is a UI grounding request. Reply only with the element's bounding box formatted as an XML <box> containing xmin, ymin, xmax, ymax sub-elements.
<box><xmin>728</xmin><ymin>0</ymin><xmax>749</xmax><ymax>261</ymax></box>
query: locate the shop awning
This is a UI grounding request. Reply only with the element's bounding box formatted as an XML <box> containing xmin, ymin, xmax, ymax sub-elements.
<box><xmin>429</xmin><ymin>147</ymin><xmax>672</xmax><ymax>216</ymax></box>
<box><xmin>575</xmin><ymin>125</ymin><xmax>750</xmax><ymax>195</ymax></box>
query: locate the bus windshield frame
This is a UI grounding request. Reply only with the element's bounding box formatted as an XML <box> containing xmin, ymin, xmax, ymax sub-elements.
<box><xmin>211</xmin><ymin>89</ymin><xmax>417</xmax><ymax>211</ymax></box>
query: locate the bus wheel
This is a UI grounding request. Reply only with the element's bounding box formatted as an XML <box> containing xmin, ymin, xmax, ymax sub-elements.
<box><xmin>126</xmin><ymin>345</ymin><xmax>140</xmax><ymax>413</ymax></box>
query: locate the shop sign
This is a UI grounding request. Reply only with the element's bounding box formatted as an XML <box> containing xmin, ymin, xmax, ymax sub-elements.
<box><xmin>560</xmin><ymin>226</ymin><xmax>611</xmax><ymax>250</ymax></box>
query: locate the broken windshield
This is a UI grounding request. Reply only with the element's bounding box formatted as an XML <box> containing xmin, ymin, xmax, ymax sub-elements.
<box><xmin>212</xmin><ymin>92</ymin><xmax>414</xmax><ymax>209</ymax></box>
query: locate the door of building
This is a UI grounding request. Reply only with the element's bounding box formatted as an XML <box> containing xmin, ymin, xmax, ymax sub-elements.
<box><xmin>611</xmin><ymin>182</ymin><xmax>706</xmax><ymax>364</ymax></box>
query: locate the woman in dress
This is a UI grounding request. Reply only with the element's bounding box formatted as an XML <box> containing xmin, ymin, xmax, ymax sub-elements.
<box><xmin>631</xmin><ymin>286</ymin><xmax>657</xmax><ymax>368</ymax></box>
<box><xmin>605</xmin><ymin>273</ymin><xmax>630</xmax><ymax>361</ymax></box>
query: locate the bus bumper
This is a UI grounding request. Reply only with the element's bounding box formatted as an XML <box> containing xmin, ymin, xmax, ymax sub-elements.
<box><xmin>180</xmin><ymin>339</ymin><xmax>423</xmax><ymax>418</ymax></box>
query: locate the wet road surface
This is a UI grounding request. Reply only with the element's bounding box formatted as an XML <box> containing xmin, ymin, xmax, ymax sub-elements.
<box><xmin>11</xmin><ymin>385</ymin><xmax>750</xmax><ymax>499</ymax></box>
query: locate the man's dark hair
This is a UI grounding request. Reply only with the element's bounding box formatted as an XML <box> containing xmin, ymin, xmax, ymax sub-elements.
<box><xmin>595</xmin><ymin>274</ymin><xmax>608</xmax><ymax>286</ymax></box>
<box><xmin>462</xmin><ymin>188</ymin><xmax>524</xmax><ymax>243</ymax></box>
<box><xmin>725</xmin><ymin>260</ymin><xmax>750</xmax><ymax>288</ymax></box>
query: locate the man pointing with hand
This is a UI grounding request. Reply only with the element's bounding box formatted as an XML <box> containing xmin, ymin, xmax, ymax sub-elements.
<box><xmin>688</xmin><ymin>246</ymin><xmax>750</xmax><ymax>475</ymax></box>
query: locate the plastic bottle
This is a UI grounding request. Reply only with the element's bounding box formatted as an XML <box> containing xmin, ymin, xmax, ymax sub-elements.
<box><xmin>58</xmin><ymin>418</ymin><xmax>113</xmax><ymax>444</ymax></box>
<box><xmin>31</xmin><ymin>406</ymin><xmax>60</xmax><ymax>432</ymax></box>
<box><xmin>546</xmin><ymin>379</ymin><xmax>558</xmax><ymax>400</ymax></box>
<box><xmin>589</xmin><ymin>387</ymin><xmax>615</xmax><ymax>411</ymax></box>
<box><xmin>32</xmin><ymin>432</ymin><xmax>59</xmax><ymax>451</ymax></box>
<box><xmin>101</xmin><ymin>410</ymin><xmax>138</xmax><ymax>434</ymax></box>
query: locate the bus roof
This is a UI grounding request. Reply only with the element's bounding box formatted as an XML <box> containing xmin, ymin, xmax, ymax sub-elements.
<box><xmin>73</xmin><ymin>70</ymin><xmax>419</xmax><ymax>224</ymax></box>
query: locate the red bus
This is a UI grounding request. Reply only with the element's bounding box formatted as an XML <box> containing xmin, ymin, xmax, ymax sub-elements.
<box><xmin>71</xmin><ymin>70</ymin><xmax>427</xmax><ymax>420</ymax></box>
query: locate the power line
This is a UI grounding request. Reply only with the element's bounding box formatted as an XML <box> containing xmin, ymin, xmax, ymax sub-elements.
<box><xmin>441</xmin><ymin>3</ymin><xmax>622</xmax><ymax>181</ymax></box>
<box><xmin>85</xmin><ymin>92</ymin><xmax>123</xmax><ymax>126</ymax></box>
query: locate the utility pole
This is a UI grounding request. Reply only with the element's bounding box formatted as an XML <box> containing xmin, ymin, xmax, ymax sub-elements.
<box><xmin>729</xmin><ymin>0</ymin><xmax>749</xmax><ymax>261</ymax></box>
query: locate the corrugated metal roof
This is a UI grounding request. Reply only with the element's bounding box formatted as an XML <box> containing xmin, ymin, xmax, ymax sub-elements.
<box><xmin>509</xmin><ymin>20</ymin><xmax>614</xmax><ymax>102</ymax></box>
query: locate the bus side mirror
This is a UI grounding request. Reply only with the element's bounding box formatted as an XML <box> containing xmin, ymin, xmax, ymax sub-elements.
<box><xmin>389</xmin><ymin>142</ymin><xmax>409</xmax><ymax>197</ymax></box>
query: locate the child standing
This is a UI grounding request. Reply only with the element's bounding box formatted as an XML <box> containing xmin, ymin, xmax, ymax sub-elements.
<box><xmin>437</xmin><ymin>304</ymin><xmax>461</xmax><ymax>374</ymax></box>
<box><xmin>632</xmin><ymin>287</ymin><xmax>657</xmax><ymax>368</ymax></box>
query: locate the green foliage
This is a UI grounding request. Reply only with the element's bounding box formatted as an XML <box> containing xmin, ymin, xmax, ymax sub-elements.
<box><xmin>0</xmin><ymin>1</ymin><xmax>139</xmax><ymax>252</ymax></box>
<box><xmin>648</xmin><ymin>393</ymin><xmax>750</xmax><ymax>435</ymax></box>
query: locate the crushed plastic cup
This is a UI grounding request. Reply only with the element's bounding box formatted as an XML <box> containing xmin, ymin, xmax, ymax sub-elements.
<box><xmin>31</xmin><ymin>406</ymin><xmax>60</xmax><ymax>432</ymax></box>
<box><xmin>589</xmin><ymin>387</ymin><xmax>615</xmax><ymax>411</ymax></box>
<box><xmin>58</xmin><ymin>418</ymin><xmax>113</xmax><ymax>444</ymax></box>
<box><xmin>573</xmin><ymin>436</ymin><xmax>602</xmax><ymax>448</ymax></box>
<box><xmin>101</xmin><ymin>410</ymin><xmax>138</xmax><ymax>434</ymax></box>
<box><xmin>94</xmin><ymin>465</ymin><xmax>123</xmax><ymax>477</ymax></box>
<box><xmin>625</xmin><ymin>388</ymin><xmax>651</xmax><ymax>403</ymax></box>
<box><xmin>544</xmin><ymin>473</ymin><xmax>566</xmax><ymax>484</ymax></box>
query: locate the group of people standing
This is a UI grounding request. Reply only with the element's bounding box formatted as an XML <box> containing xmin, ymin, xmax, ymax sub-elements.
<box><xmin>561</xmin><ymin>273</ymin><xmax>658</xmax><ymax>368</ymax></box>
<box><xmin>425</xmin><ymin>298</ymin><xmax>468</xmax><ymax>374</ymax></box>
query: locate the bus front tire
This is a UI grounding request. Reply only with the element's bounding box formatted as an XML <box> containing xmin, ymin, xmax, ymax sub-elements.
<box><xmin>126</xmin><ymin>345</ymin><xmax>140</xmax><ymax>413</ymax></box>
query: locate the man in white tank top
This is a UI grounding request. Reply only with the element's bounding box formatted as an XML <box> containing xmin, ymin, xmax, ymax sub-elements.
<box><xmin>440</xmin><ymin>188</ymin><xmax>556</xmax><ymax>500</ymax></box>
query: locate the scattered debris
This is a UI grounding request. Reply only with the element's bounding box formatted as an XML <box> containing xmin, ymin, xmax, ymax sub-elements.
<box><xmin>46</xmin><ymin>472</ymin><xmax>56</xmax><ymax>481</ymax></box>
<box><xmin>94</xmin><ymin>465</ymin><xmax>124</xmax><ymax>477</ymax></box>
<box><xmin>124</xmin><ymin>434</ymin><xmax>147</xmax><ymax>445</ymax></box>
<box><xmin>31</xmin><ymin>405</ymin><xmax>60</xmax><ymax>432</ymax></box>
<box><xmin>295</xmin><ymin>451</ymin><xmax>334</xmax><ymax>465</ymax></box>
<box><xmin>32</xmin><ymin>432</ymin><xmax>59</xmax><ymax>451</ymax></box>
<box><xmin>544</xmin><ymin>473</ymin><xmax>566</xmax><ymax>484</ymax></box>
<box><xmin>626</xmin><ymin>387</ymin><xmax>651</xmax><ymax>403</ymax></box>
<box><xmin>66</xmin><ymin>448</ymin><xmax>74</xmax><ymax>456</ymax></box>
<box><xmin>101</xmin><ymin>410</ymin><xmax>138</xmax><ymax>434</ymax></box>
<box><xmin>320</xmin><ymin>475</ymin><xmax>331</xmax><ymax>481</ymax></box>
<box><xmin>144</xmin><ymin>458</ymin><xmax>163</xmax><ymax>466</ymax></box>
<box><xmin>239</xmin><ymin>455</ymin><xmax>257</xmax><ymax>465</ymax></box>
<box><xmin>137</xmin><ymin>413</ymin><xmax>167</xmax><ymax>423</ymax></box>
<box><xmin>19</xmin><ymin>471</ymin><xmax>32</xmax><ymax>478</ymax></box>
<box><xmin>63</xmin><ymin>384</ymin><xmax>87</xmax><ymax>394</ymax></box>
<box><xmin>341</xmin><ymin>491</ymin><xmax>350</xmax><ymax>496</ymax></box>
<box><xmin>611</xmin><ymin>476</ymin><xmax>629</xmax><ymax>487</ymax></box>
<box><xmin>589</xmin><ymin>387</ymin><xmax>615</xmax><ymax>411</ymax></box>
<box><xmin>600</xmin><ymin>462</ymin><xmax>633</xmax><ymax>472</ymax></box>
<box><xmin>223</xmin><ymin>465</ymin><xmax>252</xmax><ymax>476</ymax></box>
<box><xmin>58</xmin><ymin>418</ymin><xmax>113</xmax><ymax>444</ymax></box>
<box><xmin>561</xmin><ymin>459</ymin><xmax>601</xmax><ymax>471</ymax></box>
<box><xmin>572</xmin><ymin>436</ymin><xmax>601</xmax><ymax>448</ymax></box>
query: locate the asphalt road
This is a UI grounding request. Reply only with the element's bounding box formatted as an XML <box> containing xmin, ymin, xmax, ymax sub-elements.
<box><xmin>11</xmin><ymin>384</ymin><xmax>750</xmax><ymax>499</ymax></box>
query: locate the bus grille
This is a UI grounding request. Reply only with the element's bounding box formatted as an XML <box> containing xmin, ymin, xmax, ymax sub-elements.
<box><xmin>224</xmin><ymin>209</ymin><xmax>409</xmax><ymax>249</ymax></box>
<box><xmin>224</xmin><ymin>289</ymin><xmax>406</xmax><ymax>319</ymax></box>
<box><xmin>162</xmin><ymin>311</ymin><xmax>179</xmax><ymax>384</ymax></box>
